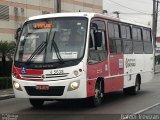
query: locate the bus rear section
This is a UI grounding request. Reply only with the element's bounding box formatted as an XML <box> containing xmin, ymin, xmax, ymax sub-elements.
<box><xmin>12</xmin><ymin>13</ymin><xmax>154</xmax><ymax>107</ymax></box>
<box><xmin>86</xmin><ymin>16</ymin><xmax>154</xmax><ymax>104</ymax></box>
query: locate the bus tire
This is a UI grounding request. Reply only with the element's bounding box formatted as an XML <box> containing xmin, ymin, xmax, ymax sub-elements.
<box><xmin>90</xmin><ymin>81</ymin><xmax>103</xmax><ymax>107</ymax></box>
<box><xmin>123</xmin><ymin>77</ymin><xmax>141</xmax><ymax>95</ymax></box>
<box><xmin>29</xmin><ymin>99</ymin><xmax>44</xmax><ymax>108</ymax></box>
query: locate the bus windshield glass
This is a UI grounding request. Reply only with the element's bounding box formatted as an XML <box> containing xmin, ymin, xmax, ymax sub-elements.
<box><xmin>15</xmin><ymin>17</ymin><xmax>88</xmax><ymax>63</ymax></box>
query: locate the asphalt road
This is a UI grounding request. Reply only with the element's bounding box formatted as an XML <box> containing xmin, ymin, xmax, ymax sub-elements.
<box><xmin>0</xmin><ymin>73</ymin><xmax>160</xmax><ymax>120</ymax></box>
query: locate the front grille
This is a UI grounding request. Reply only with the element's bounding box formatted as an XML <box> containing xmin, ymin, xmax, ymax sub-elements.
<box><xmin>21</xmin><ymin>73</ymin><xmax>69</xmax><ymax>79</ymax></box>
<box><xmin>25</xmin><ymin>86</ymin><xmax>65</xmax><ymax>96</ymax></box>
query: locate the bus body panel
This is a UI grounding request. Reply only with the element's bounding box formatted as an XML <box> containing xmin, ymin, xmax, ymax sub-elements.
<box><xmin>12</xmin><ymin>61</ymin><xmax>88</xmax><ymax>99</ymax></box>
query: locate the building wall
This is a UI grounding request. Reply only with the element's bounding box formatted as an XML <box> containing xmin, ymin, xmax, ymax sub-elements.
<box><xmin>0</xmin><ymin>0</ymin><xmax>102</xmax><ymax>41</ymax></box>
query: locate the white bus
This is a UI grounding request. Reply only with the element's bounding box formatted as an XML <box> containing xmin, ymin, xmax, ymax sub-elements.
<box><xmin>12</xmin><ymin>13</ymin><xmax>154</xmax><ymax>107</ymax></box>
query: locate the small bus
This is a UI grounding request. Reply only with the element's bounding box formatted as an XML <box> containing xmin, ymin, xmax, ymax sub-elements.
<box><xmin>12</xmin><ymin>12</ymin><xmax>154</xmax><ymax>107</ymax></box>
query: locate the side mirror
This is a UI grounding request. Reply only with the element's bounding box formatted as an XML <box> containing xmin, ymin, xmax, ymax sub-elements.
<box><xmin>94</xmin><ymin>32</ymin><xmax>102</xmax><ymax>47</ymax></box>
<box><xmin>15</xmin><ymin>27</ymin><xmax>21</xmax><ymax>42</ymax></box>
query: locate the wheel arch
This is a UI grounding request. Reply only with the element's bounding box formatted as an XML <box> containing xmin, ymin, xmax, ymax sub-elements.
<box><xmin>136</xmin><ymin>74</ymin><xmax>141</xmax><ymax>85</ymax></box>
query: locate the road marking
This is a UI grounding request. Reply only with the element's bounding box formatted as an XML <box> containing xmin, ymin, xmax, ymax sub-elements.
<box><xmin>134</xmin><ymin>103</ymin><xmax>160</xmax><ymax>114</ymax></box>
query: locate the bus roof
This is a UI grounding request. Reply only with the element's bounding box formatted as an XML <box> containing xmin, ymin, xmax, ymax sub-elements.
<box><xmin>28</xmin><ymin>12</ymin><xmax>150</xmax><ymax>28</ymax></box>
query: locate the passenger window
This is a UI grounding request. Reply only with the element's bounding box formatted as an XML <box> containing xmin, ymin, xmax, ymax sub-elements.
<box><xmin>126</xmin><ymin>26</ymin><xmax>131</xmax><ymax>39</ymax></box>
<box><xmin>132</xmin><ymin>27</ymin><xmax>143</xmax><ymax>54</ymax></box>
<box><xmin>143</xmin><ymin>29</ymin><xmax>153</xmax><ymax>54</ymax></box>
<box><xmin>121</xmin><ymin>25</ymin><xmax>133</xmax><ymax>54</ymax></box>
<box><xmin>114</xmin><ymin>24</ymin><xmax>120</xmax><ymax>38</ymax></box>
<box><xmin>108</xmin><ymin>23</ymin><xmax>114</xmax><ymax>38</ymax></box>
<box><xmin>132</xmin><ymin>28</ymin><xmax>137</xmax><ymax>40</ymax></box>
<box><xmin>108</xmin><ymin>22</ymin><xmax>122</xmax><ymax>54</ymax></box>
<box><xmin>121</xmin><ymin>25</ymin><xmax>126</xmax><ymax>39</ymax></box>
<box><xmin>137</xmin><ymin>28</ymin><xmax>142</xmax><ymax>40</ymax></box>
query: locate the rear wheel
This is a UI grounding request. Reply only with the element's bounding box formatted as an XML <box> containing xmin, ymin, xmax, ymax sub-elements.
<box><xmin>29</xmin><ymin>99</ymin><xmax>44</xmax><ymax>108</ymax></box>
<box><xmin>90</xmin><ymin>81</ymin><xmax>103</xmax><ymax>107</ymax></box>
<box><xmin>123</xmin><ymin>77</ymin><xmax>141</xmax><ymax>95</ymax></box>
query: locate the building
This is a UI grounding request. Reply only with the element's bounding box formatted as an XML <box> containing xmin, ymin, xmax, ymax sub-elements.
<box><xmin>0</xmin><ymin>0</ymin><xmax>102</xmax><ymax>41</ymax></box>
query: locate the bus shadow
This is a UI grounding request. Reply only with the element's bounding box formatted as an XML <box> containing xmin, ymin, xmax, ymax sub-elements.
<box><xmin>20</xmin><ymin>90</ymin><xmax>151</xmax><ymax>113</ymax></box>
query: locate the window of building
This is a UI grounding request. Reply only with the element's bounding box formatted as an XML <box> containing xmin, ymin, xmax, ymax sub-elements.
<box><xmin>21</xmin><ymin>8</ymin><xmax>24</xmax><ymax>16</ymax></box>
<box><xmin>0</xmin><ymin>5</ymin><xmax>9</xmax><ymax>21</ymax></box>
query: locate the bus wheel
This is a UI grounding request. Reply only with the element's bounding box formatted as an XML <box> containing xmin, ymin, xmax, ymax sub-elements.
<box><xmin>29</xmin><ymin>99</ymin><xmax>44</xmax><ymax>108</ymax></box>
<box><xmin>90</xmin><ymin>81</ymin><xmax>103</xmax><ymax>107</ymax></box>
<box><xmin>123</xmin><ymin>77</ymin><xmax>141</xmax><ymax>95</ymax></box>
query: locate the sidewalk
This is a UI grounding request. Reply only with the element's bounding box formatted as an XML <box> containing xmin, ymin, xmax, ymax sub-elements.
<box><xmin>0</xmin><ymin>89</ymin><xmax>14</xmax><ymax>100</ymax></box>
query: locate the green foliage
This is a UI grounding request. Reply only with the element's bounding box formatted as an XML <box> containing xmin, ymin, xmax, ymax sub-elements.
<box><xmin>0</xmin><ymin>77</ymin><xmax>12</xmax><ymax>89</ymax></box>
<box><xmin>0</xmin><ymin>61</ymin><xmax>12</xmax><ymax>77</ymax></box>
<box><xmin>0</xmin><ymin>40</ymin><xmax>16</xmax><ymax>61</ymax></box>
<box><xmin>0</xmin><ymin>41</ymin><xmax>16</xmax><ymax>76</ymax></box>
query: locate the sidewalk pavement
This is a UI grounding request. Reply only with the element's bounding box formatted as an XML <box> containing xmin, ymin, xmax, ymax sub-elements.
<box><xmin>0</xmin><ymin>89</ymin><xmax>14</xmax><ymax>100</ymax></box>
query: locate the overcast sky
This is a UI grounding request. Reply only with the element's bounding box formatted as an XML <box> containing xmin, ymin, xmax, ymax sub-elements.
<box><xmin>103</xmin><ymin>0</ymin><xmax>160</xmax><ymax>36</ymax></box>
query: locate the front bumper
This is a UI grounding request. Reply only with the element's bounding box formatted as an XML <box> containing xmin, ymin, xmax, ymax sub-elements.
<box><xmin>12</xmin><ymin>76</ymin><xmax>87</xmax><ymax>99</ymax></box>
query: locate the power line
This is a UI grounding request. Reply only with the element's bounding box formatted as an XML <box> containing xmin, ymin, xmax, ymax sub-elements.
<box><xmin>107</xmin><ymin>0</ymin><xmax>151</xmax><ymax>15</ymax></box>
<box><xmin>117</xmin><ymin>12</ymin><xmax>152</xmax><ymax>15</ymax></box>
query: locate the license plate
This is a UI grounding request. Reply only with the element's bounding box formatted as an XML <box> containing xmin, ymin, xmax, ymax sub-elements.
<box><xmin>35</xmin><ymin>85</ymin><xmax>49</xmax><ymax>90</ymax></box>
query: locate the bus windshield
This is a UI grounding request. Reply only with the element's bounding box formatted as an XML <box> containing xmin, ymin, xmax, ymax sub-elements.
<box><xmin>15</xmin><ymin>17</ymin><xmax>88</xmax><ymax>64</ymax></box>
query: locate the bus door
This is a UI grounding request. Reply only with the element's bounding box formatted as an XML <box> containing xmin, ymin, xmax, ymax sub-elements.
<box><xmin>87</xmin><ymin>20</ymin><xmax>108</xmax><ymax>96</ymax></box>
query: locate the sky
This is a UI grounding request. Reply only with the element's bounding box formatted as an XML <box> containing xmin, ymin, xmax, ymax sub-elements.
<box><xmin>103</xmin><ymin>0</ymin><xmax>160</xmax><ymax>36</ymax></box>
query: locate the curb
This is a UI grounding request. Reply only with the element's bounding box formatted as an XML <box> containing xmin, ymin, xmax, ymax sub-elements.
<box><xmin>0</xmin><ymin>94</ymin><xmax>15</xmax><ymax>100</ymax></box>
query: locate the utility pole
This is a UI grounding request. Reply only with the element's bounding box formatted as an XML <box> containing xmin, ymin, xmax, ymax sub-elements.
<box><xmin>152</xmin><ymin>0</ymin><xmax>159</xmax><ymax>73</ymax></box>
<box><xmin>55</xmin><ymin>0</ymin><xmax>61</xmax><ymax>13</ymax></box>
<box><xmin>152</xmin><ymin>0</ymin><xmax>158</xmax><ymax>47</ymax></box>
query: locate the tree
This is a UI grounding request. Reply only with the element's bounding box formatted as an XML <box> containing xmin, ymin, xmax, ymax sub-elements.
<box><xmin>0</xmin><ymin>41</ymin><xmax>16</xmax><ymax>76</ymax></box>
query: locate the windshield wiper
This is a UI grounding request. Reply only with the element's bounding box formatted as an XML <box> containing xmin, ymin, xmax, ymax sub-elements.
<box><xmin>50</xmin><ymin>31</ymin><xmax>64</xmax><ymax>64</ymax></box>
<box><xmin>26</xmin><ymin>22</ymin><xmax>52</xmax><ymax>64</ymax></box>
<box><xmin>26</xmin><ymin>41</ymin><xmax>46</xmax><ymax>64</ymax></box>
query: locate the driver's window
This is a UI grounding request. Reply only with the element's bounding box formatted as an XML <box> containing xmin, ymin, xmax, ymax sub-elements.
<box><xmin>88</xmin><ymin>20</ymin><xmax>107</xmax><ymax>64</ymax></box>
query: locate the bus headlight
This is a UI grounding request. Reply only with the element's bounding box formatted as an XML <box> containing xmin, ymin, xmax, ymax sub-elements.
<box><xmin>13</xmin><ymin>81</ymin><xmax>22</xmax><ymax>91</ymax></box>
<box><xmin>68</xmin><ymin>81</ymin><xmax>80</xmax><ymax>91</ymax></box>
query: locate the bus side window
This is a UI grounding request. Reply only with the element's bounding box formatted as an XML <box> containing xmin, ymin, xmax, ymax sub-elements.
<box><xmin>143</xmin><ymin>29</ymin><xmax>153</xmax><ymax>54</ymax></box>
<box><xmin>108</xmin><ymin>22</ymin><xmax>122</xmax><ymax>54</ymax></box>
<box><xmin>120</xmin><ymin>25</ymin><xmax>133</xmax><ymax>54</ymax></box>
<box><xmin>132</xmin><ymin>27</ymin><xmax>143</xmax><ymax>54</ymax></box>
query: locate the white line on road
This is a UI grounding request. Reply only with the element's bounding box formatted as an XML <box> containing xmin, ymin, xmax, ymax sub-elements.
<box><xmin>134</xmin><ymin>103</ymin><xmax>160</xmax><ymax>114</ymax></box>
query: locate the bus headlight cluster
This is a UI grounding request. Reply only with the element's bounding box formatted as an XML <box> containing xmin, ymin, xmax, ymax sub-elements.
<box><xmin>13</xmin><ymin>81</ymin><xmax>22</xmax><ymax>91</ymax></box>
<box><xmin>68</xmin><ymin>81</ymin><xmax>80</xmax><ymax>91</ymax></box>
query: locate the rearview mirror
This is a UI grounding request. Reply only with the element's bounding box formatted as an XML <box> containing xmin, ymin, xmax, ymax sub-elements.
<box><xmin>94</xmin><ymin>32</ymin><xmax>102</xmax><ymax>47</ymax></box>
<box><xmin>15</xmin><ymin>27</ymin><xmax>21</xmax><ymax>42</ymax></box>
